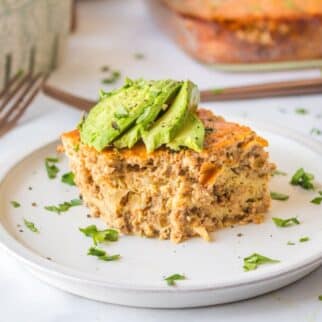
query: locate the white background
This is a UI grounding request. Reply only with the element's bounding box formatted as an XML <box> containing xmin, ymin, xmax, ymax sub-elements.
<box><xmin>1</xmin><ymin>0</ymin><xmax>322</xmax><ymax>321</ymax></box>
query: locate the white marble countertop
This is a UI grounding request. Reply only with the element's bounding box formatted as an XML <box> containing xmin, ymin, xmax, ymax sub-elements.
<box><xmin>1</xmin><ymin>0</ymin><xmax>322</xmax><ymax>321</ymax></box>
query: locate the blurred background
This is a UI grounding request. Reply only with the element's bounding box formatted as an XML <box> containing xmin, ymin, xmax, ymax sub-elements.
<box><xmin>2</xmin><ymin>0</ymin><xmax>322</xmax><ymax>89</ymax></box>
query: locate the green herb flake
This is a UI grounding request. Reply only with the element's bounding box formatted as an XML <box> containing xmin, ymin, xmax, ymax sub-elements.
<box><xmin>73</xmin><ymin>144</ymin><xmax>79</xmax><ymax>152</ymax></box>
<box><xmin>11</xmin><ymin>201</ymin><xmax>21</xmax><ymax>208</ymax></box>
<box><xmin>318</xmin><ymin>295</ymin><xmax>322</xmax><ymax>301</ymax></box>
<box><xmin>295</xmin><ymin>108</ymin><xmax>308</xmax><ymax>115</ymax></box>
<box><xmin>311</xmin><ymin>128</ymin><xmax>322</xmax><ymax>136</ymax></box>
<box><xmin>290</xmin><ymin>168</ymin><xmax>315</xmax><ymax>190</ymax></box>
<box><xmin>44</xmin><ymin>198</ymin><xmax>82</xmax><ymax>214</ymax></box>
<box><xmin>61</xmin><ymin>172</ymin><xmax>75</xmax><ymax>186</ymax></box>
<box><xmin>270</xmin><ymin>191</ymin><xmax>289</xmax><ymax>201</ymax></box>
<box><xmin>102</xmin><ymin>71</ymin><xmax>121</xmax><ymax>84</ymax></box>
<box><xmin>311</xmin><ymin>194</ymin><xmax>322</xmax><ymax>205</ymax></box>
<box><xmin>134</xmin><ymin>53</ymin><xmax>145</xmax><ymax>60</ymax></box>
<box><xmin>299</xmin><ymin>236</ymin><xmax>310</xmax><ymax>243</ymax></box>
<box><xmin>243</xmin><ymin>253</ymin><xmax>279</xmax><ymax>271</ymax></box>
<box><xmin>79</xmin><ymin>225</ymin><xmax>118</xmax><ymax>245</ymax></box>
<box><xmin>272</xmin><ymin>217</ymin><xmax>300</xmax><ymax>227</ymax></box>
<box><xmin>287</xmin><ymin>241</ymin><xmax>295</xmax><ymax>246</ymax></box>
<box><xmin>164</xmin><ymin>274</ymin><xmax>186</xmax><ymax>286</ymax></box>
<box><xmin>23</xmin><ymin>219</ymin><xmax>39</xmax><ymax>233</ymax></box>
<box><xmin>45</xmin><ymin>157</ymin><xmax>59</xmax><ymax>179</ymax></box>
<box><xmin>87</xmin><ymin>247</ymin><xmax>120</xmax><ymax>262</ymax></box>
<box><xmin>272</xmin><ymin>169</ymin><xmax>287</xmax><ymax>176</ymax></box>
<box><xmin>212</xmin><ymin>88</ymin><xmax>224</xmax><ymax>95</ymax></box>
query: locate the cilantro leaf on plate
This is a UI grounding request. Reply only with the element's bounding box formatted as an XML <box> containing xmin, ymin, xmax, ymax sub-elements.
<box><xmin>45</xmin><ymin>157</ymin><xmax>59</xmax><ymax>179</ymax></box>
<box><xmin>44</xmin><ymin>199</ymin><xmax>82</xmax><ymax>214</ymax></box>
<box><xmin>164</xmin><ymin>274</ymin><xmax>186</xmax><ymax>286</ymax></box>
<box><xmin>311</xmin><ymin>191</ymin><xmax>322</xmax><ymax>205</ymax></box>
<box><xmin>87</xmin><ymin>247</ymin><xmax>120</xmax><ymax>261</ymax></box>
<box><xmin>270</xmin><ymin>191</ymin><xmax>289</xmax><ymax>201</ymax></box>
<box><xmin>79</xmin><ymin>225</ymin><xmax>118</xmax><ymax>245</ymax></box>
<box><xmin>272</xmin><ymin>217</ymin><xmax>300</xmax><ymax>227</ymax></box>
<box><xmin>61</xmin><ymin>172</ymin><xmax>75</xmax><ymax>186</ymax></box>
<box><xmin>290</xmin><ymin>168</ymin><xmax>314</xmax><ymax>190</ymax></box>
<box><xmin>299</xmin><ymin>236</ymin><xmax>310</xmax><ymax>243</ymax></box>
<box><xmin>243</xmin><ymin>253</ymin><xmax>280</xmax><ymax>271</ymax></box>
<box><xmin>24</xmin><ymin>219</ymin><xmax>39</xmax><ymax>233</ymax></box>
<box><xmin>11</xmin><ymin>201</ymin><xmax>20</xmax><ymax>208</ymax></box>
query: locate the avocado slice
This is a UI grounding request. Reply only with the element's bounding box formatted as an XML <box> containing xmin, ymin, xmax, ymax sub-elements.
<box><xmin>80</xmin><ymin>79</ymin><xmax>175</xmax><ymax>151</ymax></box>
<box><xmin>167</xmin><ymin>112</ymin><xmax>204</xmax><ymax>152</ymax></box>
<box><xmin>142</xmin><ymin>80</ymin><xmax>199</xmax><ymax>153</ymax></box>
<box><xmin>113</xmin><ymin>80</ymin><xmax>182</xmax><ymax>149</ymax></box>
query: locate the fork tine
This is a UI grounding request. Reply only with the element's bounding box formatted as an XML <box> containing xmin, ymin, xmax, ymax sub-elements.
<box><xmin>0</xmin><ymin>74</ymin><xmax>41</xmax><ymax>125</ymax></box>
<box><xmin>0</xmin><ymin>73</ymin><xmax>30</xmax><ymax>113</ymax></box>
<box><xmin>0</xmin><ymin>70</ymin><xmax>24</xmax><ymax>98</ymax></box>
<box><xmin>6</xmin><ymin>75</ymin><xmax>45</xmax><ymax>124</ymax></box>
<box><xmin>0</xmin><ymin>74</ymin><xmax>44</xmax><ymax>137</ymax></box>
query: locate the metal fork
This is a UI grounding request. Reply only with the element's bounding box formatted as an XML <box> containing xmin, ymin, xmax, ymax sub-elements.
<box><xmin>0</xmin><ymin>72</ymin><xmax>45</xmax><ymax>138</ymax></box>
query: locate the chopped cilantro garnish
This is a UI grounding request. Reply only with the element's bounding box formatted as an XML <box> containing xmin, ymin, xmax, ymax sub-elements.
<box><xmin>311</xmin><ymin>192</ymin><xmax>322</xmax><ymax>205</ymax></box>
<box><xmin>272</xmin><ymin>169</ymin><xmax>287</xmax><ymax>176</ymax></box>
<box><xmin>272</xmin><ymin>217</ymin><xmax>300</xmax><ymax>227</ymax></box>
<box><xmin>164</xmin><ymin>274</ymin><xmax>186</xmax><ymax>286</ymax></box>
<box><xmin>212</xmin><ymin>88</ymin><xmax>224</xmax><ymax>95</ymax></box>
<box><xmin>134</xmin><ymin>53</ymin><xmax>145</xmax><ymax>60</ymax></box>
<box><xmin>270</xmin><ymin>191</ymin><xmax>289</xmax><ymax>201</ymax></box>
<box><xmin>290</xmin><ymin>168</ymin><xmax>314</xmax><ymax>190</ymax></box>
<box><xmin>11</xmin><ymin>201</ymin><xmax>20</xmax><ymax>208</ymax></box>
<box><xmin>61</xmin><ymin>172</ymin><xmax>75</xmax><ymax>186</ymax></box>
<box><xmin>79</xmin><ymin>225</ymin><xmax>118</xmax><ymax>245</ymax></box>
<box><xmin>73</xmin><ymin>144</ymin><xmax>79</xmax><ymax>152</ymax></box>
<box><xmin>311</xmin><ymin>128</ymin><xmax>322</xmax><ymax>136</ymax></box>
<box><xmin>23</xmin><ymin>219</ymin><xmax>39</xmax><ymax>233</ymax></box>
<box><xmin>299</xmin><ymin>236</ymin><xmax>310</xmax><ymax>243</ymax></box>
<box><xmin>287</xmin><ymin>241</ymin><xmax>295</xmax><ymax>246</ymax></box>
<box><xmin>319</xmin><ymin>295</ymin><xmax>322</xmax><ymax>301</ymax></box>
<box><xmin>45</xmin><ymin>157</ymin><xmax>59</xmax><ymax>179</ymax></box>
<box><xmin>44</xmin><ymin>198</ymin><xmax>82</xmax><ymax>214</ymax></box>
<box><xmin>87</xmin><ymin>247</ymin><xmax>120</xmax><ymax>261</ymax></box>
<box><xmin>295</xmin><ymin>108</ymin><xmax>308</xmax><ymax>115</ymax></box>
<box><xmin>102</xmin><ymin>71</ymin><xmax>121</xmax><ymax>84</ymax></box>
<box><xmin>243</xmin><ymin>253</ymin><xmax>279</xmax><ymax>271</ymax></box>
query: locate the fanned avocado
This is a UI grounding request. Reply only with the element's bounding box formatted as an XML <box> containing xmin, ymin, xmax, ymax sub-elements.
<box><xmin>167</xmin><ymin>112</ymin><xmax>205</xmax><ymax>152</ymax></box>
<box><xmin>80</xmin><ymin>79</ymin><xmax>176</xmax><ymax>151</ymax></box>
<box><xmin>142</xmin><ymin>80</ymin><xmax>199</xmax><ymax>153</ymax></box>
<box><xmin>113</xmin><ymin>80</ymin><xmax>182</xmax><ymax>149</ymax></box>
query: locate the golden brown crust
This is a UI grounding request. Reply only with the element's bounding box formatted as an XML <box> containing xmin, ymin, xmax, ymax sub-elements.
<box><xmin>162</xmin><ymin>0</ymin><xmax>322</xmax><ymax>21</ymax></box>
<box><xmin>62</xmin><ymin>108</ymin><xmax>266</xmax><ymax>160</ymax></box>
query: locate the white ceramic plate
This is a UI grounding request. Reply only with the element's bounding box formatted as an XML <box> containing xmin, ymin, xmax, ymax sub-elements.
<box><xmin>0</xmin><ymin>122</ymin><xmax>322</xmax><ymax>308</ymax></box>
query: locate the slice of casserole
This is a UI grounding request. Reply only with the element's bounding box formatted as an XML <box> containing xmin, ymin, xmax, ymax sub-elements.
<box><xmin>62</xmin><ymin>109</ymin><xmax>275</xmax><ymax>243</ymax></box>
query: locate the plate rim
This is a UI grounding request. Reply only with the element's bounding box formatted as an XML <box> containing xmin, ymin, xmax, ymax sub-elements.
<box><xmin>1</xmin><ymin>120</ymin><xmax>322</xmax><ymax>294</ymax></box>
